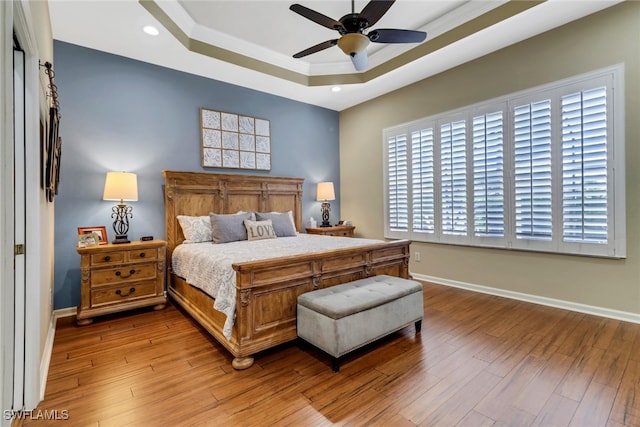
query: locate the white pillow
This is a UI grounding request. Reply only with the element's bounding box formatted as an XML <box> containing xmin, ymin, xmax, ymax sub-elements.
<box><xmin>177</xmin><ymin>215</ymin><xmax>212</xmax><ymax>243</ymax></box>
<box><xmin>244</xmin><ymin>219</ymin><xmax>277</xmax><ymax>241</ymax></box>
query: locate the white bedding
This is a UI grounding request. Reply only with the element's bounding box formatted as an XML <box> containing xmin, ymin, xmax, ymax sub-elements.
<box><xmin>172</xmin><ymin>233</ymin><xmax>384</xmax><ymax>339</ymax></box>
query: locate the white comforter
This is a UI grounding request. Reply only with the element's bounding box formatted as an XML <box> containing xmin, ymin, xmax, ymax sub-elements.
<box><xmin>172</xmin><ymin>234</ymin><xmax>384</xmax><ymax>339</ymax></box>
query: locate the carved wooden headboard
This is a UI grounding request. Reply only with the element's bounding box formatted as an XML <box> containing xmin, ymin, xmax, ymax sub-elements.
<box><xmin>162</xmin><ymin>171</ymin><xmax>304</xmax><ymax>261</ymax></box>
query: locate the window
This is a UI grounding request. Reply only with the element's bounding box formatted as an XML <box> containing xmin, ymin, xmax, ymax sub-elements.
<box><xmin>383</xmin><ymin>66</ymin><xmax>625</xmax><ymax>258</ymax></box>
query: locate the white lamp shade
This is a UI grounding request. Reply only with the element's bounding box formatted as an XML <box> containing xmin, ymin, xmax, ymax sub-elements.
<box><xmin>103</xmin><ymin>171</ymin><xmax>138</xmax><ymax>202</ymax></box>
<box><xmin>316</xmin><ymin>182</ymin><xmax>335</xmax><ymax>201</ymax></box>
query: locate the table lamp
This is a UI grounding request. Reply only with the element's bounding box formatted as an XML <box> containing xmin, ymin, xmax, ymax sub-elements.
<box><xmin>316</xmin><ymin>182</ymin><xmax>335</xmax><ymax>227</ymax></box>
<box><xmin>103</xmin><ymin>171</ymin><xmax>138</xmax><ymax>244</ymax></box>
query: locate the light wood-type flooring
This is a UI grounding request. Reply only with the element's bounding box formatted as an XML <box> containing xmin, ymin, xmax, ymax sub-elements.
<box><xmin>21</xmin><ymin>281</ymin><xmax>640</xmax><ymax>426</ymax></box>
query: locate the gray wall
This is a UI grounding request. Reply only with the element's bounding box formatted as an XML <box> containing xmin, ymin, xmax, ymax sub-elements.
<box><xmin>53</xmin><ymin>41</ymin><xmax>340</xmax><ymax>310</ymax></box>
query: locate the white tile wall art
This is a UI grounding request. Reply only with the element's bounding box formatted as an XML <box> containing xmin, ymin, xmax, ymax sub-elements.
<box><xmin>201</xmin><ymin>108</ymin><xmax>271</xmax><ymax>170</ymax></box>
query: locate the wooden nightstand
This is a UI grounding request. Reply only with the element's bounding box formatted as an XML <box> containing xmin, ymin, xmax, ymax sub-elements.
<box><xmin>306</xmin><ymin>225</ymin><xmax>355</xmax><ymax>237</ymax></box>
<box><xmin>76</xmin><ymin>240</ymin><xmax>167</xmax><ymax>325</ymax></box>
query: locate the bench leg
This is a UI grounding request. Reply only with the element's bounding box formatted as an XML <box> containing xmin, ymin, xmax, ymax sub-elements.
<box><xmin>297</xmin><ymin>338</ymin><xmax>309</xmax><ymax>352</ymax></box>
<box><xmin>415</xmin><ymin>319</ymin><xmax>422</xmax><ymax>333</ymax></box>
<box><xmin>332</xmin><ymin>357</ymin><xmax>340</xmax><ymax>373</ymax></box>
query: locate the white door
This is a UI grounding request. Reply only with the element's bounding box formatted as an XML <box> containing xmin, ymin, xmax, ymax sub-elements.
<box><xmin>12</xmin><ymin>44</ymin><xmax>27</xmax><ymax>413</ymax></box>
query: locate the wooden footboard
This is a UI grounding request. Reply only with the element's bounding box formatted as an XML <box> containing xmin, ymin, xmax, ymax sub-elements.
<box><xmin>168</xmin><ymin>239</ymin><xmax>410</xmax><ymax>369</ymax></box>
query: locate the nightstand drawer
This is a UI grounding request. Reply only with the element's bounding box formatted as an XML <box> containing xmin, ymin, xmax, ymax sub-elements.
<box><xmin>130</xmin><ymin>248</ymin><xmax>158</xmax><ymax>262</ymax></box>
<box><xmin>91</xmin><ymin>263</ymin><xmax>157</xmax><ymax>286</ymax></box>
<box><xmin>91</xmin><ymin>281</ymin><xmax>158</xmax><ymax>306</ymax></box>
<box><xmin>91</xmin><ymin>251</ymin><xmax>125</xmax><ymax>266</ymax></box>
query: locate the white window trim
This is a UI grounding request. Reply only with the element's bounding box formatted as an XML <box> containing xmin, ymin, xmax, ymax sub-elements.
<box><xmin>383</xmin><ymin>64</ymin><xmax>625</xmax><ymax>259</ymax></box>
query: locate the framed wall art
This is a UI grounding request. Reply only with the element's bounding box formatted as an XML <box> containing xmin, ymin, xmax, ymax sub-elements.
<box><xmin>200</xmin><ymin>108</ymin><xmax>271</xmax><ymax>170</ymax></box>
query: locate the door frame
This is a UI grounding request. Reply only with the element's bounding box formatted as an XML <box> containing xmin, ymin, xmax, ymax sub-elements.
<box><xmin>2</xmin><ymin>0</ymin><xmax>44</xmax><ymax>421</ymax></box>
<box><xmin>13</xmin><ymin>0</ymin><xmax>44</xmax><ymax>410</ymax></box>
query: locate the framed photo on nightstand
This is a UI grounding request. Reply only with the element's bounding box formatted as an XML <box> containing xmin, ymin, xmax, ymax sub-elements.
<box><xmin>77</xmin><ymin>233</ymin><xmax>100</xmax><ymax>248</ymax></box>
<box><xmin>78</xmin><ymin>226</ymin><xmax>108</xmax><ymax>245</ymax></box>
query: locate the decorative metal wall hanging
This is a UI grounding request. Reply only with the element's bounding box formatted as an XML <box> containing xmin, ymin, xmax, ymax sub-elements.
<box><xmin>41</xmin><ymin>61</ymin><xmax>62</xmax><ymax>202</ymax></box>
<box><xmin>200</xmin><ymin>108</ymin><xmax>271</xmax><ymax>170</ymax></box>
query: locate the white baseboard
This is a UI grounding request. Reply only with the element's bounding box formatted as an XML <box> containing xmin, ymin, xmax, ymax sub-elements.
<box><xmin>39</xmin><ymin>307</ymin><xmax>77</xmax><ymax>400</ymax></box>
<box><xmin>411</xmin><ymin>272</ymin><xmax>640</xmax><ymax>325</ymax></box>
<box><xmin>53</xmin><ymin>307</ymin><xmax>77</xmax><ymax>320</ymax></box>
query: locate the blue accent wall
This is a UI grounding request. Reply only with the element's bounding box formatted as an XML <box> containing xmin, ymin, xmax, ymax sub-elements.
<box><xmin>53</xmin><ymin>41</ymin><xmax>340</xmax><ymax>310</ymax></box>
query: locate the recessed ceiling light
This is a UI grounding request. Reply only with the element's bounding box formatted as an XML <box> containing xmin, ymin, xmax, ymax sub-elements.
<box><xmin>331</xmin><ymin>86</ymin><xmax>341</xmax><ymax>93</ymax></box>
<box><xmin>143</xmin><ymin>25</ymin><xmax>159</xmax><ymax>36</ymax></box>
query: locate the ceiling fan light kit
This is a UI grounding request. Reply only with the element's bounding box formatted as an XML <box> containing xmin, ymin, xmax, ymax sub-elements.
<box><xmin>337</xmin><ymin>33</ymin><xmax>370</xmax><ymax>57</ymax></box>
<box><xmin>290</xmin><ymin>0</ymin><xmax>427</xmax><ymax>71</ymax></box>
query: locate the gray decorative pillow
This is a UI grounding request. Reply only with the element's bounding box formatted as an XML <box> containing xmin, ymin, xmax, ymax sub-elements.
<box><xmin>244</xmin><ymin>219</ymin><xmax>277</xmax><ymax>241</ymax></box>
<box><xmin>177</xmin><ymin>215</ymin><xmax>212</xmax><ymax>243</ymax></box>
<box><xmin>255</xmin><ymin>211</ymin><xmax>297</xmax><ymax>237</ymax></box>
<box><xmin>209</xmin><ymin>212</ymin><xmax>255</xmax><ymax>244</ymax></box>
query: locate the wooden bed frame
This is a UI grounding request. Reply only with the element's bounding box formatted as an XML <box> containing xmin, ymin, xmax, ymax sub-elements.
<box><xmin>163</xmin><ymin>171</ymin><xmax>411</xmax><ymax>369</ymax></box>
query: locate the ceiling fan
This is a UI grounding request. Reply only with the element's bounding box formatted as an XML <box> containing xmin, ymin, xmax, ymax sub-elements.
<box><xmin>290</xmin><ymin>0</ymin><xmax>427</xmax><ymax>71</ymax></box>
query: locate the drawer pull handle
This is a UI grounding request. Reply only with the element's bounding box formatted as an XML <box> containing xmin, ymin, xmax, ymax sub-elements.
<box><xmin>104</xmin><ymin>256</ymin><xmax>111</xmax><ymax>261</ymax></box>
<box><xmin>139</xmin><ymin>253</ymin><xmax>146</xmax><ymax>258</ymax></box>
<box><xmin>115</xmin><ymin>269</ymin><xmax>136</xmax><ymax>279</ymax></box>
<box><xmin>115</xmin><ymin>287</ymin><xmax>136</xmax><ymax>297</ymax></box>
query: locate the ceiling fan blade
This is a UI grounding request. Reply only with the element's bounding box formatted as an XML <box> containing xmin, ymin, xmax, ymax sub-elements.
<box><xmin>368</xmin><ymin>29</ymin><xmax>427</xmax><ymax>44</ymax></box>
<box><xmin>350</xmin><ymin>49</ymin><xmax>368</xmax><ymax>71</ymax></box>
<box><xmin>289</xmin><ymin>4</ymin><xmax>344</xmax><ymax>31</ymax></box>
<box><xmin>359</xmin><ymin>1</ymin><xmax>395</xmax><ymax>28</ymax></box>
<box><xmin>293</xmin><ymin>39</ymin><xmax>338</xmax><ymax>58</ymax></box>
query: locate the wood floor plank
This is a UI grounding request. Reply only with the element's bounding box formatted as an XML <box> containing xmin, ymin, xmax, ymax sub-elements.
<box><xmin>556</xmin><ymin>315</ymin><xmax>606</xmax><ymax>356</ymax></box>
<box><xmin>418</xmin><ymin>370</ymin><xmax>502</xmax><ymax>426</ymax></box>
<box><xmin>512</xmin><ymin>351</ymin><xmax>574</xmax><ymax>417</ymax></box>
<box><xmin>568</xmin><ymin>380</ymin><xmax>617</xmax><ymax>427</ymax></box>
<box><xmin>484</xmin><ymin>333</ymin><xmax>544</xmax><ymax>378</ymax></box>
<box><xmin>555</xmin><ymin>345</ymin><xmax>606</xmax><ymax>401</ymax></box>
<box><xmin>531</xmin><ymin>393</ymin><xmax>579</xmax><ymax>427</ymax></box>
<box><xmin>456</xmin><ymin>409</ymin><xmax>496</xmax><ymax>426</ymax></box>
<box><xmin>475</xmin><ymin>354</ymin><xmax>546</xmax><ymax>421</ymax></box>
<box><xmin>400</xmin><ymin>353</ymin><xmax>489</xmax><ymax>423</ymax></box>
<box><xmin>609</xmin><ymin>358</ymin><xmax>640</xmax><ymax>426</ymax></box>
<box><xmin>20</xmin><ymin>284</ymin><xmax>640</xmax><ymax>427</ymax></box>
<box><xmin>593</xmin><ymin>338</ymin><xmax>633</xmax><ymax>388</ymax></box>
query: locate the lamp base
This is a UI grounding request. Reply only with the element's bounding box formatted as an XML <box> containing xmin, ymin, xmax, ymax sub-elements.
<box><xmin>320</xmin><ymin>201</ymin><xmax>332</xmax><ymax>228</ymax></box>
<box><xmin>112</xmin><ymin>234</ymin><xmax>130</xmax><ymax>244</ymax></box>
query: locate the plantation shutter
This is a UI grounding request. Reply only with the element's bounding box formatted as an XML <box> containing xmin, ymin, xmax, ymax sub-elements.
<box><xmin>513</xmin><ymin>100</ymin><xmax>552</xmax><ymax>240</ymax></box>
<box><xmin>561</xmin><ymin>86</ymin><xmax>608</xmax><ymax>244</ymax></box>
<box><xmin>473</xmin><ymin>111</ymin><xmax>504</xmax><ymax>237</ymax></box>
<box><xmin>411</xmin><ymin>128</ymin><xmax>435</xmax><ymax>233</ymax></box>
<box><xmin>440</xmin><ymin>120</ymin><xmax>467</xmax><ymax>235</ymax></box>
<box><xmin>387</xmin><ymin>134</ymin><xmax>409</xmax><ymax>232</ymax></box>
<box><xmin>383</xmin><ymin>66</ymin><xmax>622</xmax><ymax>258</ymax></box>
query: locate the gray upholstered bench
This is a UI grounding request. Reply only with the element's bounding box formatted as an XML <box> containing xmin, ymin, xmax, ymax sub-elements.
<box><xmin>297</xmin><ymin>275</ymin><xmax>423</xmax><ymax>372</ymax></box>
